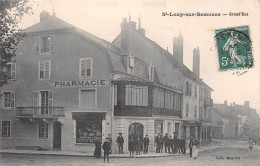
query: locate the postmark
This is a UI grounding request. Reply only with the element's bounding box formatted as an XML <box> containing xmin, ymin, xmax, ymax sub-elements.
<box><xmin>215</xmin><ymin>25</ymin><xmax>253</xmax><ymax>71</ymax></box>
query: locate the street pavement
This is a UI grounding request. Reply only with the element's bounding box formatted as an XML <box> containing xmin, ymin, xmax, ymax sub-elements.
<box><xmin>0</xmin><ymin>139</ymin><xmax>259</xmax><ymax>166</ymax></box>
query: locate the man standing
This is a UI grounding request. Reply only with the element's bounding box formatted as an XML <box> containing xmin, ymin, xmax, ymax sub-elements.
<box><xmin>155</xmin><ymin>133</ymin><xmax>161</xmax><ymax>153</ymax></box>
<box><xmin>116</xmin><ymin>132</ymin><xmax>124</xmax><ymax>154</ymax></box>
<box><xmin>163</xmin><ymin>133</ymin><xmax>169</xmax><ymax>153</ymax></box>
<box><xmin>168</xmin><ymin>136</ymin><xmax>174</xmax><ymax>154</ymax></box>
<box><xmin>173</xmin><ymin>135</ymin><xmax>178</xmax><ymax>154</ymax></box>
<box><xmin>143</xmin><ymin>134</ymin><xmax>150</xmax><ymax>154</ymax></box>
<box><xmin>108</xmin><ymin>134</ymin><xmax>112</xmax><ymax>147</ymax></box>
<box><xmin>159</xmin><ymin>133</ymin><xmax>163</xmax><ymax>153</ymax></box>
<box><xmin>180</xmin><ymin>136</ymin><xmax>186</xmax><ymax>154</ymax></box>
<box><xmin>189</xmin><ymin>137</ymin><xmax>194</xmax><ymax>157</ymax></box>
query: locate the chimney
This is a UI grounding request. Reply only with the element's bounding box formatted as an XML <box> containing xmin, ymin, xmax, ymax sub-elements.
<box><xmin>193</xmin><ymin>47</ymin><xmax>200</xmax><ymax>78</ymax></box>
<box><xmin>224</xmin><ymin>100</ymin><xmax>227</xmax><ymax>106</ymax></box>
<box><xmin>173</xmin><ymin>32</ymin><xmax>183</xmax><ymax>64</ymax></box>
<box><xmin>244</xmin><ymin>101</ymin><xmax>250</xmax><ymax>107</ymax></box>
<box><xmin>138</xmin><ymin>15</ymin><xmax>145</xmax><ymax>36</ymax></box>
<box><xmin>121</xmin><ymin>18</ymin><xmax>129</xmax><ymax>53</ymax></box>
<box><xmin>40</xmin><ymin>11</ymin><xmax>51</xmax><ymax>22</ymax></box>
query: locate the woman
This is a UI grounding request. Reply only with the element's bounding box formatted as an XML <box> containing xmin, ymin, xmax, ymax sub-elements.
<box><xmin>192</xmin><ymin>137</ymin><xmax>199</xmax><ymax>159</ymax></box>
<box><xmin>94</xmin><ymin>138</ymin><xmax>102</xmax><ymax>158</ymax></box>
<box><xmin>129</xmin><ymin>138</ymin><xmax>135</xmax><ymax>158</ymax></box>
<box><xmin>103</xmin><ymin>137</ymin><xmax>111</xmax><ymax>163</ymax></box>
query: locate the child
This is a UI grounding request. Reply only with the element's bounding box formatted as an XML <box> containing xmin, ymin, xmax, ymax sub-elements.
<box><xmin>103</xmin><ymin>137</ymin><xmax>111</xmax><ymax>163</ymax></box>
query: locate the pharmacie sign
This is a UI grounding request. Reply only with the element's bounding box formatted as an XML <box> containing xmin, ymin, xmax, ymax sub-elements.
<box><xmin>53</xmin><ymin>80</ymin><xmax>106</xmax><ymax>88</ymax></box>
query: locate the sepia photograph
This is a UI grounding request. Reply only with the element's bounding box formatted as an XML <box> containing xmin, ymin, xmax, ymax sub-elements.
<box><xmin>0</xmin><ymin>0</ymin><xmax>260</xmax><ymax>165</ymax></box>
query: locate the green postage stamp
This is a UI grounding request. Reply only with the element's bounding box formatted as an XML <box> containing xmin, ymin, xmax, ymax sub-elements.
<box><xmin>215</xmin><ymin>25</ymin><xmax>253</xmax><ymax>71</ymax></box>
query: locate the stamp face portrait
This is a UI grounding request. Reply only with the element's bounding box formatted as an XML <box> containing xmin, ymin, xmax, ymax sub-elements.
<box><xmin>215</xmin><ymin>25</ymin><xmax>253</xmax><ymax>71</ymax></box>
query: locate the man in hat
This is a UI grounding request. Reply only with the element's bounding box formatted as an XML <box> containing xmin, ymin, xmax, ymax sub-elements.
<box><xmin>143</xmin><ymin>134</ymin><xmax>150</xmax><ymax>154</ymax></box>
<box><xmin>116</xmin><ymin>132</ymin><xmax>124</xmax><ymax>154</ymax></box>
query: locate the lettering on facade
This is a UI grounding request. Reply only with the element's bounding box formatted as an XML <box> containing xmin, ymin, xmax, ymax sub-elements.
<box><xmin>53</xmin><ymin>80</ymin><xmax>106</xmax><ymax>88</ymax></box>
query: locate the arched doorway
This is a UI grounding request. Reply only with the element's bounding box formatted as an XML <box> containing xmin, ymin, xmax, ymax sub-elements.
<box><xmin>129</xmin><ymin>123</ymin><xmax>144</xmax><ymax>141</ymax></box>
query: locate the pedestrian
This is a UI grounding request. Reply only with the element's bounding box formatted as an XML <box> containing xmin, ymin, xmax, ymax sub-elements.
<box><xmin>177</xmin><ymin>137</ymin><xmax>181</xmax><ymax>154</ymax></box>
<box><xmin>155</xmin><ymin>133</ymin><xmax>161</xmax><ymax>153</ymax></box>
<box><xmin>129</xmin><ymin>138</ymin><xmax>135</xmax><ymax>158</ymax></box>
<box><xmin>189</xmin><ymin>137</ymin><xmax>193</xmax><ymax>157</ymax></box>
<box><xmin>173</xmin><ymin>135</ymin><xmax>178</xmax><ymax>154</ymax></box>
<box><xmin>180</xmin><ymin>136</ymin><xmax>186</xmax><ymax>154</ymax></box>
<box><xmin>108</xmin><ymin>134</ymin><xmax>112</xmax><ymax>147</ymax></box>
<box><xmin>168</xmin><ymin>136</ymin><xmax>174</xmax><ymax>154</ymax></box>
<box><xmin>94</xmin><ymin>138</ymin><xmax>102</xmax><ymax>158</ymax></box>
<box><xmin>116</xmin><ymin>132</ymin><xmax>124</xmax><ymax>154</ymax></box>
<box><xmin>249</xmin><ymin>137</ymin><xmax>254</xmax><ymax>151</ymax></box>
<box><xmin>159</xmin><ymin>133</ymin><xmax>163</xmax><ymax>153</ymax></box>
<box><xmin>143</xmin><ymin>134</ymin><xmax>150</xmax><ymax>154</ymax></box>
<box><xmin>163</xmin><ymin>133</ymin><xmax>169</xmax><ymax>153</ymax></box>
<box><xmin>103</xmin><ymin>137</ymin><xmax>111</xmax><ymax>163</ymax></box>
<box><xmin>192</xmin><ymin>137</ymin><xmax>199</xmax><ymax>159</ymax></box>
<box><xmin>135</xmin><ymin>137</ymin><xmax>142</xmax><ymax>155</ymax></box>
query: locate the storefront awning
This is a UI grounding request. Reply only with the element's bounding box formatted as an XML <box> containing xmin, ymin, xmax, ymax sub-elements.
<box><xmin>72</xmin><ymin>112</ymin><xmax>106</xmax><ymax>120</ymax></box>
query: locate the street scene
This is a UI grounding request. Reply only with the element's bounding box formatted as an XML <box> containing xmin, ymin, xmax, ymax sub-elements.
<box><xmin>0</xmin><ymin>0</ymin><xmax>260</xmax><ymax>166</ymax></box>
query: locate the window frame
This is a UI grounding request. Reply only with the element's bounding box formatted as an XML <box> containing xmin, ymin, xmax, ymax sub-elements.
<box><xmin>39</xmin><ymin>121</ymin><xmax>48</xmax><ymax>139</ymax></box>
<box><xmin>2</xmin><ymin>91</ymin><xmax>15</xmax><ymax>109</ymax></box>
<box><xmin>38</xmin><ymin>60</ymin><xmax>51</xmax><ymax>80</ymax></box>
<box><xmin>186</xmin><ymin>103</ymin><xmax>189</xmax><ymax>117</ymax></box>
<box><xmin>125</xmin><ymin>84</ymin><xmax>148</xmax><ymax>106</ymax></box>
<box><xmin>1</xmin><ymin>120</ymin><xmax>11</xmax><ymax>138</ymax></box>
<box><xmin>35</xmin><ymin>35</ymin><xmax>55</xmax><ymax>54</ymax></box>
<box><xmin>79</xmin><ymin>88</ymin><xmax>97</xmax><ymax>108</ymax></box>
<box><xmin>79</xmin><ymin>58</ymin><xmax>93</xmax><ymax>79</ymax></box>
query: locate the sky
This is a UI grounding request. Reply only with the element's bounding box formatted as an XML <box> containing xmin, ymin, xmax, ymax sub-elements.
<box><xmin>19</xmin><ymin>0</ymin><xmax>260</xmax><ymax>113</ymax></box>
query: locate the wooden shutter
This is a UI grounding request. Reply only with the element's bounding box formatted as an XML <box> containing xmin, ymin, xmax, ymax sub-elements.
<box><xmin>50</xmin><ymin>35</ymin><xmax>55</xmax><ymax>52</ymax></box>
<box><xmin>44</xmin><ymin>61</ymin><xmax>50</xmax><ymax>79</ymax></box>
<box><xmin>39</xmin><ymin>61</ymin><xmax>44</xmax><ymax>79</ymax></box>
<box><xmin>80</xmin><ymin>59</ymin><xmax>86</xmax><ymax>77</ymax></box>
<box><xmin>11</xmin><ymin>91</ymin><xmax>15</xmax><ymax>108</ymax></box>
<box><xmin>11</xmin><ymin>63</ymin><xmax>16</xmax><ymax>80</ymax></box>
<box><xmin>86</xmin><ymin>59</ymin><xmax>92</xmax><ymax>76</ymax></box>
<box><xmin>48</xmin><ymin>91</ymin><xmax>53</xmax><ymax>114</ymax></box>
<box><xmin>35</xmin><ymin>36</ymin><xmax>40</xmax><ymax>53</ymax></box>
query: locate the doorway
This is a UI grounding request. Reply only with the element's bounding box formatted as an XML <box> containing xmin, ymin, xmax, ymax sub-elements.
<box><xmin>129</xmin><ymin>123</ymin><xmax>144</xmax><ymax>140</ymax></box>
<box><xmin>53</xmin><ymin>122</ymin><xmax>61</xmax><ymax>149</ymax></box>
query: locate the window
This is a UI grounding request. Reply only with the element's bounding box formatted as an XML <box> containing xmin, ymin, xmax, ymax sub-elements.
<box><xmin>3</xmin><ymin>91</ymin><xmax>15</xmax><ymax>108</ymax></box>
<box><xmin>80</xmin><ymin>89</ymin><xmax>96</xmax><ymax>108</ymax></box>
<box><xmin>39</xmin><ymin>60</ymin><xmax>51</xmax><ymax>80</ymax></box>
<box><xmin>39</xmin><ymin>121</ymin><xmax>48</xmax><ymax>139</ymax></box>
<box><xmin>186</xmin><ymin>103</ymin><xmax>189</xmax><ymax>117</ymax></box>
<box><xmin>194</xmin><ymin>105</ymin><xmax>197</xmax><ymax>118</ymax></box>
<box><xmin>80</xmin><ymin>58</ymin><xmax>93</xmax><ymax>78</ymax></box>
<box><xmin>185</xmin><ymin>82</ymin><xmax>192</xmax><ymax>96</ymax></box>
<box><xmin>5</xmin><ymin>63</ymin><xmax>16</xmax><ymax>80</ymax></box>
<box><xmin>195</xmin><ymin>86</ymin><xmax>197</xmax><ymax>98</ymax></box>
<box><xmin>165</xmin><ymin>90</ymin><xmax>174</xmax><ymax>109</ymax></box>
<box><xmin>2</xmin><ymin>121</ymin><xmax>11</xmax><ymax>137</ymax></box>
<box><xmin>35</xmin><ymin>35</ymin><xmax>55</xmax><ymax>53</ymax></box>
<box><xmin>127</xmin><ymin>56</ymin><xmax>134</xmax><ymax>74</ymax></box>
<box><xmin>174</xmin><ymin>94</ymin><xmax>181</xmax><ymax>111</ymax></box>
<box><xmin>114</xmin><ymin>85</ymin><xmax>117</xmax><ymax>106</ymax></box>
<box><xmin>125</xmin><ymin>84</ymin><xmax>148</xmax><ymax>106</ymax></box>
<box><xmin>33</xmin><ymin>91</ymin><xmax>53</xmax><ymax>115</ymax></box>
<box><xmin>148</xmin><ymin>65</ymin><xmax>154</xmax><ymax>81</ymax></box>
<box><xmin>154</xmin><ymin>87</ymin><xmax>164</xmax><ymax>108</ymax></box>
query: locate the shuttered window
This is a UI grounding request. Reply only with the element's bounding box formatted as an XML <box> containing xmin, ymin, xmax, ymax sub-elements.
<box><xmin>3</xmin><ymin>91</ymin><xmax>15</xmax><ymax>108</ymax></box>
<box><xmin>33</xmin><ymin>91</ymin><xmax>53</xmax><ymax>115</ymax></box>
<box><xmin>35</xmin><ymin>35</ymin><xmax>55</xmax><ymax>53</ymax></box>
<box><xmin>80</xmin><ymin>58</ymin><xmax>92</xmax><ymax>78</ymax></box>
<box><xmin>39</xmin><ymin>60</ymin><xmax>51</xmax><ymax>80</ymax></box>
<box><xmin>2</xmin><ymin>121</ymin><xmax>11</xmax><ymax>137</ymax></box>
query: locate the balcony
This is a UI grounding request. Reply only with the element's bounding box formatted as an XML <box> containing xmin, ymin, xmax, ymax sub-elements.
<box><xmin>204</xmin><ymin>98</ymin><xmax>213</xmax><ymax>107</ymax></box>
<box><xmin>16</xmin><ymin>107</ymin><xmax>65</xmax><ymax>119</ymax></box>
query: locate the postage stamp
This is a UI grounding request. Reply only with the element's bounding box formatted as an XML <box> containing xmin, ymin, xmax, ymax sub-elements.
<box><xmin>215</xmin><ymin>25</ymin><xmax>253</xmax><ymax>71</ymax></box>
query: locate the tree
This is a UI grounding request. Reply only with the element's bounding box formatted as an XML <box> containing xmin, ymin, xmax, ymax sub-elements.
<box><xmin>0</xmin><ymin>0</ymin><xmax>32</xmax><ymax>87</ymax></box>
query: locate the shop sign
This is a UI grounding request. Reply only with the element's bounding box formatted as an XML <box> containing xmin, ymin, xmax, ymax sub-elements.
<box><xmin>53</xmin><ymin>80</ymin><xmax>106</xmax><ymax>88</ymax></box>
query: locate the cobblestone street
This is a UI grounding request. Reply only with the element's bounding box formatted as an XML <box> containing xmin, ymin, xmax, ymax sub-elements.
<box><xmin>1</xmin><ymin>140</ymin><xmax>259</xmax><ymax>166</ymax></box>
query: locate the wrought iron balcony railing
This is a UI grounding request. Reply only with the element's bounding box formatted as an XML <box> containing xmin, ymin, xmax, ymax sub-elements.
<box><xmin>16</xmin><ymin>107</ymin><xmax>65</xmax><ymax>118</ymax></box>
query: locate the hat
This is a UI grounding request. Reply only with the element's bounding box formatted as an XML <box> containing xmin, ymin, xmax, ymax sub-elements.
<box><xmin>119</xmin><ymin>132</ymin><xmax>122</xmax><ymax>134</ymax></box>
<box><xmin>106</xmin><ymin>137</ymin><xmax>110</xmax><ymax>140</ymax></box>
<box><xmin>146</xmin><ymin>134</ymin><xmax>148</xmax><ymax>136</ymax></box>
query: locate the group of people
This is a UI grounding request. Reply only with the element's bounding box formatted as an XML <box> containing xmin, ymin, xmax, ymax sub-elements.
<box><xmin>94</xmin><ymin>132</ymin><xmax>201</xmax><ymax>162</ymax></box>
<box><xmin>155</xmin><ymin>133</ymin><xmax>186</xmax><ymax>154</ymax></box>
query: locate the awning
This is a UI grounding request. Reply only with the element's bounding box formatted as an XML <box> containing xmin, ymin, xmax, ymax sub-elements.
<box><xmin>72</xmin><ymin>112</ymin><xmax>106</xmax><ymax>120</ymax></box>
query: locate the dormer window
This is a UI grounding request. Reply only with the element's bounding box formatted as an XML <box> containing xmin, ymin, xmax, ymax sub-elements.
<box><xmin>35</xmin><ymin>35</ymin><xmax>55</xmax><ymax>53</ymax></box>
<box><xmin>148</xmin><ymin>65</ymin><xmax>154</xmax><ymax>81</ymax></box>
<box><xmin>127</xmin><ymin>55</ymin><xmax>134</xmax><ymax>74</ymax></box>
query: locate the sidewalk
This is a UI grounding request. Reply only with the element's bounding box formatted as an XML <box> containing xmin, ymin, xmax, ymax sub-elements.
<box><xmin>0</xmin><ymin>143</ymin><xmax>222</xmax><ymax>158</ymax></box>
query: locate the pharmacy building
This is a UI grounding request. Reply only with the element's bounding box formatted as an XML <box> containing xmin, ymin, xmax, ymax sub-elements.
<box><xmin>0</xmin><ymin>12</ymin><xmax>213</xmax><ymax>153</ymax></box>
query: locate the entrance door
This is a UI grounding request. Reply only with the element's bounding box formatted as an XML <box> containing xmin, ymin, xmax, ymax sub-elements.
<box><xmin>53</xmin><ymin>122</ymin><xmax>61</xmax><ymax>149</ymax></box>
<box><xmin>175</xmin><ymin>123</ymin><xmax>180</xmax><ymax>138</ymax></box>
<box><xmin>129</xmin><ymin>123</ymin><xmax>144</xmax><ymax>140</ymax></box>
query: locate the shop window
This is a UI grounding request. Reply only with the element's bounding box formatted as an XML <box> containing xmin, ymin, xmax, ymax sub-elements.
<box><xmin>39</xmin><ymin>121</ymin><xmax>48</xmax><ymax>139</ymax></box>
<box><xmin>80</xmin><ymin>58</ymin><xmax>92</xmax><ymax>78</ymax></box>
<box><xmin>2</xmin><ymin>121</ymin><xmax>11</xmax><ymax>137</ymax></box>
<box><xmin>125</xmin><ymin>84</ymin><xmax>148</xmax><ymax>106</ymax></box>
<box><xmin>39</xmin><ymin>60</ymin><xmax>51</xmax><ymax>80</ymax></box>
<box><xmin>80</xmin><ymin>89</ymin><xmax>96</xmax><ymax>108</ymax></box>
<box><xmin>76</xmin><ymin>119</ymin><xmax>102</xmax><ymax>143</ymax></box>
<box><xmin>3</xmin><ymin>91</ymin><xmax>15</xmax><ymax>108</ymax></box>
<box><xmin>35</xmin><ymin>35</ymin><xmax>55</xmax><ymax>53</ymax></box>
